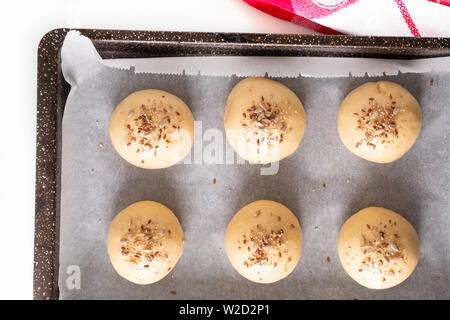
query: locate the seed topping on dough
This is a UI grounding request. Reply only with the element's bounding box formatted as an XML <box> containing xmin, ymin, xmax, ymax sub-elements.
<box><xmin>358</xmin><ymin>223</ymin><xmax>405</xmax><ymax>278</ymax></box>
<box><xmin>241</xmin><ymin>222</ymin><xmax>285</xmax><ymax>268</ymax></box>
<box><xmin>120</xmin><ymin>218</ymin><xmax>170</xmax><ymax>268</ymax></box>
<box><xmin>240</xmin><ymin>96</ymin><xmax>290</xmax><ymax>154</ymax></box>
<box><xmin>353</xmin><ymin>97</ymin><xmax>401</xmax><ymax>150</ymax></box>
<box><xmin>124</xmin><ymin>103</ymin><xmax>183</xmax><ymax>156</ymax></box>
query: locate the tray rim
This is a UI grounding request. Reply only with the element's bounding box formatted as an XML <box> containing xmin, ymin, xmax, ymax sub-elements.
<box><xmin>34</xmin><ymin>27</ymin><xmax>450</xmax><ymax>300</ymax></box>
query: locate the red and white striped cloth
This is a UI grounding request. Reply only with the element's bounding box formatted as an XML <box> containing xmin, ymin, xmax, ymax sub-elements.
<box><xmin>243</xmin><ymin>0</ymin><xmax>450</xmax><ymax>37</ymax></box>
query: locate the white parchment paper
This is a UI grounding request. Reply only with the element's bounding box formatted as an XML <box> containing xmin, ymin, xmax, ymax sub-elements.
<box><xmin>59</xmin><ymin>31</ymin><xmax>449</xmax><ymax>299</ymax></box>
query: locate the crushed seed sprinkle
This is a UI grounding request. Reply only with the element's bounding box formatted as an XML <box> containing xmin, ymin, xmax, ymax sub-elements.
<box><xmin>241</xmin><ymin>222</ymin><xmax>286</xmax><ymax>268</ymax></box>
<box><xmin>124</xmin><ymin>102</ymin><xmax>183</xmax><ymax>157</ymax></box>
<box><xmin>119</xmin><ymin>218</ymin><xmax>169</xmax><ymax>269</ymax></box>
<box><xmin>353</xmin><ymin>97</ymin><xmax>402</xmax><ymax>150</ymax></box>
<box><xmin>239</xmin><ymin>96</ymin><xmax>290</xmax><ymax>154</ymax></box>
<box><xmin>358</xmin><ymin>223</ymin><xmax>406</xmax><ymax>279</ymax></box>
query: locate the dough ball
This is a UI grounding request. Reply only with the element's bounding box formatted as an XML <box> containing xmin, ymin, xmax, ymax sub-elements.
<box><xmin>225</xmin><ymin>200</ymin><xmax>303</xmax><ymax>283</ymax></box>
<box><xmin>338</xmin><ymin>207</ymin><xmax>419</xmax><ymax>290</ymax></box>
<box><xmin>107</xmin><ymin>201</ymin><xmax>185</xmax><ymax>285</ymax></box>
<box><xmin>224</xmin><ymin>78</ymin><xmax>306</xmax><ymax>164</ymax></box>
<box><xmin>109</xmin><ymin>89</ymin><xmax>195</xmax><ymax>169</ymax></box>
<box><xmin>338</xmin><ymin>81</ymin><xmax>421</xmax><ymax>163</ymax></box>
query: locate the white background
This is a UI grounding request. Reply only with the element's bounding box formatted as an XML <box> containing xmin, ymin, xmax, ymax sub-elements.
<box><xmin>0</xmin><ymin>0</ymin><xmax>313</xmax><ymax>299</ymax></box>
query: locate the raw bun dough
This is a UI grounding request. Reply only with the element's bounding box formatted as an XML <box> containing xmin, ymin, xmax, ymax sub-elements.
<box><xmin>109</xmin><ymin>89</ymin><xmax>195</xmax><ymax>169</ymax></box>
<box><xmin>224</xmin><ymin>78</ymin><xmax>306</xmax><ymax>164</ymax></box>
<box><xmin>338</xmin><ymin>81</ymin><xmax>421</xmax><ymax>163</ymax></box>
<box><xmin>225</xmin><ymin>200</ymin><xmax>303</xmax><ymax>284</ymax></box>
<box><xmin>338</xmin><ymin>207</ymin><xmax>419</xmax><ymax>290</ymax></box>
<box><xmin>107</xmin><ymin>201</ymin><xmax>185</xmax><ymax>285</ymax></box>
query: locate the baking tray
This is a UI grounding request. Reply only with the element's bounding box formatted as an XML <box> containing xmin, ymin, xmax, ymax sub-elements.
<box><xmin>35</xmin><ymin>28</ymin><xmax>450</xmax><ymax>300</ymax></box>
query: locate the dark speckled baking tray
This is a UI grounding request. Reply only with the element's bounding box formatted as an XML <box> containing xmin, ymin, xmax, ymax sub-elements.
<box><xmin>35</xmin><ymin>28</ymin><xmax>450</xmax><ymax>300</ymax></box>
